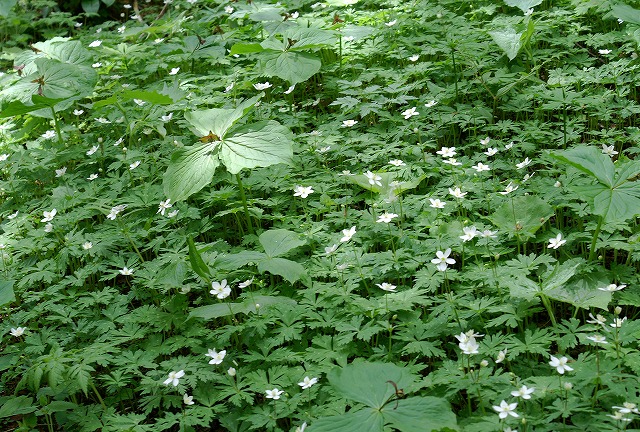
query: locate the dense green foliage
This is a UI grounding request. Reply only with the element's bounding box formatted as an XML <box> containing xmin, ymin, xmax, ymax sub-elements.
<box><xmin>2</xmin><ymin>0</ymin><xmax>640</xmax><ymax>430</ymax></box>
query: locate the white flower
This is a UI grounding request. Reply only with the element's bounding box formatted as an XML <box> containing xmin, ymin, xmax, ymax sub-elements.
<box><xmin>385</xmin><ymin>19</ymin><xmax>397</xmax><ymax>27</ymax></box>
<box><xmin>340</xmin><ymin>226</ymin><xmax>356</xmax><ymax>243</ymax></box>
<box><xmin>205</xmin><ymin>348</ymin><xmax>226</xmax><ymax>365</ymax></box>
<box><xmin>55</xmin><ymin>167</ymin><xmax>67</xmax><ymax>177</ymax></box>
<box><xmin>586</xmin><ymin>334</ymin><xmax>608</xmax><ymax>344</ymax></box>
<box><xmin>472</xmin><ymin>162</ymin><xmax>490</xmax><ymax>172</ymax></box>
<box><xmin>167</xmin><ymin>210</ymin><xmax>179</xmax><ymax>218</ymax></box>
<box><xmin>87</xmin><ymin>145</ymin><xmax>99</xmax><ymax>156</ymax></box>
<box><xmin>82</xmin><ymin>241</ymin><xmax>93</xmax><ymax>250</ymax></box>
<box><xmin>210</xmin><ymin>280</ymin><xmax>231</xmax><ymax>299</ymax></box>
<box><xmin>224</xmin><ymin>5</ymin><xmax>234</xmax><ymax>13</ymax></box>
<box><xmin>549</xmin><ymin>355</ymin><xmax>573</xmax><ymax>374</ymax></box>
<box><xmin>342</xmin><ymin>119</ymin><xmax>358</xmax><ymax>127</ymax></box>
<box><xmin>377</xmin><ymin>212</ymin><xmax>398</xmax><ymax>223</ymax></box>
<box><xmin>436</xmin><ymin>147</ymin><xmax>456</xmax><ymax>158</ymax></box>
<box><xmin>364</xmin><ymin>171</ymin><xmax>382</xmax><ymax>186</ymax></box>
<box><xmin>117</xmin><ymin>25</ymin><xmax>126</xmax><ymax>33</ymax></box>
<box><xmin>586</xmin><ymin>313</ymin><xmax>607</xmax><ymax>326</ymax></box>
<box><xmin>119</xmin><ymin>267</ymin><xmax>134</xmax><ymax>275</ymax></box>
<box><xmin>389</xmin><ymin>159</ymin><xmax>405</xmax><ymax>166</ymax></box>
<box><xmin>431</xmin><ymin>248</ymin><xmax>455</xmax><ymax>271</ymax></box>
<box><xmin>455</xmin><ymin>332</ymin><xmax>480</xmax><ymax>354</ymax></box>
<box><xmin>612</xmin><ymin>402</ymin><xmax>640</xmax><ymax>414</ymax></box>
<box><xmin>599</xmin><ymin>49</ymin><xmax>612</xmax><ymax>55</ymax></box>
<box><xmin>253</xmin><ymin>82</ymin><xmax>272</xmax><ymax>90</ymax></box>
<box><xmin>154</xmin><ymin>38</ymin><xmax>165</xmax><ymax>44</ymax></box>
<box><xmin>492</xmin><ymin>400</ymin><xmax>519</xmax><ymax>419</ymax></box>
<box><xmin>511</xmin><ymin>385</ymin><xmax>535</xmax><ymax>400</ymax></box>
<box><xmin>10</xmin><ymin>327</ymin><xmax>26</xmax><ymax>337</ymax></box>
<box><xmin>129</xmin><ymin>161</ymin><xmax>141</xmax><ymax>170</ymax></box>
<box><xmin>459</xmin><ymin>226</ymin><xmax>478</xmax><ymax>242</ymax></box>
<box><xmin>95</xmin><ymin>117</ymin><xmax>111</xmax><ymax>124</ymax></box>
<box><xmin>293</xmin><ymin>186</ymin><xmax>314</xmax><ymax>198</ymax></box>
<box><xmin>284</xmin><ymin>85</ymin><xmax>296</xmax><ymax>94</ymax></box>
<box><xmin>610</xmin><ymin>317</ymin><xmax>627</xmax><ymax>328</ymax></box>
<box><xmin>238</xmin><ymin>278</ymin><xmax>253</xmax><ymax>288</ymax></box>
<box><xmin>548</xmin><ymin>233</ymin><xmax>566</xmax><ymax>249</ymax></box>
<box><xmin>89</xmin><ymin>40</ymin><xmax>102</xmax><ymax>47</ymax></box>
<box><xmin>429</xmin><ymin>198</ymin><xmax>446</xmax><ymax>209</ymax></box>
<box><xmin>7</xmin><ymin>211</ymin><xmax>18</xmax><ymax>219</ymax></box>
<box><xmin>480</xmin><ymin>137</ymin><xmax>491</xmax><ymax>145</ymax></box>
<box><xmin>505</xmin><ymin>141</ymin><xmax>514</xmax><ymax>150</ymax></box>
<box><xmin>443</xmin><ymin>158</ymin><xmax>462</xmax><ymax>166</ymax></box>
<box><xmin>499</xmin><ymin>182</ymin><xmax>518</xmax><ymax>195</ymax></box>
<box><xmin>183</xmin><ymin>394</ymin><xmax>194</xmax><ymax>405</ymax></box>
<box><xmin>169</xmin><ymin>67</ymin><xmax>180</xmax><ymax>75</ymax></box>
<box><xmin>44</xmin><ymin>223</ymin><xmax>53</xmax><ymax>233</ymax></box>
<box><xmin>598</xmin><ymin>283</ymin><xmax>626</xmax><ymax>292</ymax></box>
<box><xmin>409</xmin><ymin>54</ymin><xmax>419</xmax><ymax>62</ymax></box>
<box><xmin>401</xmin><ymin>107</ymin><xmax>419</xmax><ymax>119</ymax></box>
<box><xmin>376</xmin><ymin>282</ymin><xmax>397</xmax><ymax>292</ymax></box>
<box><xmin>554</xmin><ymin>181</ymin><xmax>562</xmax><ymax>188</ymax></box>
<box><xmin>41</xmin><ymin>209</ymin><xmax>57</xmax><ymax>222</ymax></box>
<box><xmin>73</xmin><ymin>109</ymin><xmax>84</xmax><ymax>116</ymax></box>
<box><xmin>602</xmin><ymin>144</ymin><xmax>618</xmax><ymax>157</ymax></box>
<box><xmin>485</xmin><ymin>147</ymin><xmax>498</xmax><ymax>156</ymax></box>
<box><xmin>608</xmin><ymin>411</ymin><xmax>632</xmax><ymax>422</ymax></box>
<box><xmin>496</xmin><ymin>349</ymin><xmax>507</xmax><ymax>364</ymax></box>
<box><xmin>324</xmin><ymin>244</ymin><xmax>338</xmax><ymax>256</ymax></box>
<box><xmin>298</xmin><ymin>376</ymin><xmax>318</xmax><ymax>389</ymax></box>
<box><xmin>74</xmin><ymin>22</ymin><xmax>82</xmax><ymax>27</ymax></box>
<box><xmin>295</xmin><ymin>422</ymin><xmax>307</xmax><ymax>432</ymax></box>
<box><xmin>448</xmin><ymin>187</ymin><xmax>466</xmax><ymax>198</ymax></box>
<box><xmin>524</xmin><ymin>8</ymin><xmax>534</xmax><ymax>15</ymax></box>
<box><xmin>265</xmin><ymin>388</ymin><xmax>284</xmax><ymax>400</ymax></box>
<box><xmin>161</xmin><ymin>112</ymin><xmax>173</xmax><ymax>122</ymax></box>
<box><xmin>133</xmin><ymin>99</ymin><xmax>145</xmax><ymax>106</ymax></box>
<box><xmin>42</xmin><ymin>130</ymin><xmax>56</xmax><ymax>139</ymax></box>
<box><xmin>425</xmin><ymin>100</ymin><xmax>438</xmax><ymax>108</ymax></box>
<box><xmin>158</xmin><ymin>199</ymin><xmax>172</xmax><ymax>215</ymax></box>
<box><xmin>163</xmin><ymin>370</ymin><xmax>185</xmax><ymax>386</ymax></box>
<box><xmin>516</xmin><ymin>157</ymin><xmax>532</xmax><ymax>169</ymax></box>
<box><xmin>92</xmin><ymin>62</ymin><xmax>102</xmax><ymax>68</ymax></box>
<box><xmin>224</xmin><ymin>82</ymin><xmax>234</xmax><ymax>93</ymax></box>
<box><xmin>227</xmin><ymin>367</ymin><xmax>236</xmax><ymax>376</ymax></box>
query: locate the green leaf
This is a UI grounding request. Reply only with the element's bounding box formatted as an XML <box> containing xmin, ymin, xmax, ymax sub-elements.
<box><xmin>0</xmin><ymin>0</ymin><xmax>17</xmax><ymax>17</ymax></box>
<box><xmin>283</xmin><ymin>26</ymin><xmax>337</xmax><ymax>50</ymax></box>
<box><xmin>44</xmin><ymin>400</ymin><xmax>78</xmax><ymax>413</ymax></box>
<box><xmin>258</xmin><ymin>229</ymin><xmax>306</xmax><ymax>258</ymax></box>
<box><xmin>32</xmin><ymin>38</ymin><xmax>93</xmax><ymax>65</ymax></box>
<box><xmin>611</xmin><ymin>3</ymin><xmax>640</xmax><ymax>25</ymax></box>
<box><xmin>384</xmin><ymin>397</ymin><xmax>458</xmax><ymax>432</ymax></box>
<box><xmin>0</xmin><ymin>279</ymin><xmax>15</xmax><ymax>307</ymax></box>
<box><xmin>545</xmin><ymin>272</ymin><xmax>611</xmax><ymax>310</ymax></box>
<box><xmin>503</xmin><ymin>0</ymin><xmax>543</xmax><ymax>12</ymax></box>
<box><xmin>93</xmin><ymin>90</ymin><xmax>173</xmax><ymax>108</ymax></box>
<box><xmin>260</xmin><ymin>51</ymin><xmax>321</xmax><ymax>85</ymax></box>
<box><xmin>0</xmin><ymin>396</ymin><xmax>36</xmax><ymax>418</ymax></box>
<box><xmin>307</xmin><ymin>408</ymin><xmax>383</xmax><ymax>432</ymax></box>
<box><xmin>81</xmin><ymin>0</ymin><xmax>100</xmax><ymax>13</ymax></box>
<box><xmin>327</xmin><ymin>362</ymin><xmax>414</xmax><ymax>409</ymax></box>
<box><xmin>183</xmin><ymin>94</ymin><xmax>262</xmax><ymax>139</ymax></box>
<box><xmin>229</xmin><ymin>43</ymin><xmax>265</xmax><ymax>55</ymax></box>
<box><xmin>219</xmin><ymin>121</ymin><xmax>293</xmax><ymax>174</ymax></box>
<box><xmin>257</xmin><ymin>257</ymin><xmax>307</xmax><ymax>285</ymax></box>
<box><xmin>189</xmin><ymin>295</ymin><xmax>296</xmax><ymax>320</ymax></box>
<box><xmin>490</xmin><ymin>195</ymin><xmax>554</xmax><ymax>238</ymax></box>
<box><xmin>348</xmin><ymin>172</ymin><xmax>425</xmax><ymax>199</ymax></box>
<box><xmin>550</xmin><ymin>146</ymin><xmax>615</xmax><ymax>186</ymax></box>
<box><xmin>488</xmin><ymin>27</ymin><xmax>523</xmax><ymax>61</ymax></box>
<box><xmin>163</xmin><ymin>142</ymin><xmax>220</xmax><ymax>202</ymax></box>
<box><xmin>187</xmin><ymin>236</ymin><xmax>211</xmax><ymax>279</ymax></box>
<box><xmin>0</xmin><ymin>96</ymin><xmax>67</xmax><ymax>118</ymax></box>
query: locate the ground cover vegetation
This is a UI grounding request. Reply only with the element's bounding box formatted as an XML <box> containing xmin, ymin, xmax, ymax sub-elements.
<box><xmin>1</xmin><ymin>0</ymin><xmax>640</xmax><ymax>430</ymax></box>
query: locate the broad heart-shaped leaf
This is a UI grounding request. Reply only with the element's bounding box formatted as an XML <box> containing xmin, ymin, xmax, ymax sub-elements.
<box><xmin>0</xmin><ymin>279</ymin><xmax>15</xmax><ymax>307</ymax></box>
<box><xmin>551</xmin><ymin>146</ymin><xmax>615</xmax><ymax>186</ymax></box>
<box><xmin>489</xmin><ymin>195</ymin><xmax>553</xmax><ymax>239</ymax></box>
<box><xmin>328</xmin><ymin>362</ymin><xmax>415</xmax><ymax>409</ymax></box>
<box><xmin>259</xmin><ymin>229</ymin><xmax>306</xmax><ymax>258</ymax></box>
<box><xmin>546</xmin><ymin>272</ymin><xmax>611</xmax><ymax>310</ymax></box>
<box><xmin>384</xmin><ymin>396</ymin><xmax>458</xmax><ymax>432</ymax></box>
<box><xmin>189</xmin><ymin>295</ymin><xmax>296</xmax><ymax>320</ymax></box>
<box><xmin>592</xmin><ymin>181</ymin><xmax>640</xmax><ymax>224</ymax></box>
<box><xmin>284</xmin><ymin>26</ymin><xmax>337</xmax><ymax>50</ymax></box>
<box><xmin>219</xmin><ymin>121</ymin><xmax>294</xmax><ymax>174</ymax></box>
<box><xmin>503</xmin><ymin>0</ymin><xmax>543</xmax><ymax>12</ymax></box>
<box><xmin>257</xmin><ymin>257</ymin><xmax>307</xmax><ymax>285</ymax></box>
<box><xmin>611</xmin><ymin>3</ymin><xmax>640</xmax><ymax>25</ymax></box>
<box><xmin>81</xmin><ymin>0</ymin><xmax>100</xmax><ymax>13</ymax></box>
<box><xmin>307</xmin><ymin>408</ymin><xmax>383</xmax><ymax>432</ymax></box>
<box><xmin>32</xmin><ymin>37</ymin><xmax>93</xmax><ymax>66</ymax></box>
<box><xmin>259</xmin><ymin>51</ymin><xmax>321</xmax><ymax>85</ymax></box>
<box><xmin>184</xmin><ymin>95</ymin><xmax>262</xmax><ymax>139</ymax></box>
<box><xmin>229</xmin><ymin>42</ymin><xmax>265</xmax><ymax>55</ymax></box>
<box><xmin>163</xmin><ymin>142</ymin><xmax>220</xmax><ymax>202</ymax></box>
<box><xmin>488</xmin><ymin>27</ymin><xmax>523</xmax><ymax>61</ymax></box>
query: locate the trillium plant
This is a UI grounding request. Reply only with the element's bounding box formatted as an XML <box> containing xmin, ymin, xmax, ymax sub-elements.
<box><xmin>2</xmin><ymin>0</ymin><xmax>640</xmax><ymax>431</ymax></box>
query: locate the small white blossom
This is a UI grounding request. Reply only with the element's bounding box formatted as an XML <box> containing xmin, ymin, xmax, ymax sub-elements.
<box><xmin>238</xmin><ymin>278</ymin><xmax>253</xmax><ymax>288</ymax></box>
<box><xmin>401</xmin><ymin>107</ymin><xmax>419</xmax><ymax>119</ymax></box>
<box><xmin>485</xmin><ymin>147</ymin><xmax>498</xmax><ymax>156</ymax></box>
<box><xmin>265</xmin><ymin>388</ymin><xmax>284</xmax><ymax>400</ymax></box>
<box><xmin>549</xmin><ymin>355</ymin><xmax>573</xmax><ymax>374</ymax></box>
<box><xmin>429</xmin><ymin>198</ymin><xmax>446</xmax><ymax>209</ymax></box>
<box><xmin>460</xmin><ymin>226</ymin><xmax>478</xmax><ymax>242</ymax></box>
<box><xmin>87</xmin><ymin>145</ymin><xmax>99</xmax><ymax>156</ymax></box>
<box><xmin>82</xmin><ymin>241</ymin><xmax>93</xmax><ymax>250</ymax></box>
<box><xmin>205</xmin><ymin>348</ymin><xmax>226</xmax><ymax>365</ymax></box>
<box><xmin>163</xmin><ymin>370</ymin><xmax>185</xmax><ymax>386</ymax></box>
<box><xmin>225</xmin><ymin>5</ymin><xmax>234</xmax><ymax>13</ymax></box>
<box><xmin>496</xmin><ymin>349</ymin><xmax>507</xmax><ymax>364</ymax></box>
<box><xmin>385</xmin><ymin>19</ymin><xmax>397</xmax><ymax>27</ymax></box>
<box><xmin>586</xmin><ymin>334</ymin><xmax>608</xmax><ymax>344</ymax></box>
<box><xmin>389</xmin><ymin>159</ymin><xmax>405</xmax><ymax>166</ymax></box>
<box><xmin>157</xmin><ymin>199</ymin><xmax>172</xmax><ymax>215</ymax></box>
<box><xmin>602</xmin><ymin>144</ymin><xmax>618</xmax><ymax>157</ymax></box>
<box><xmin>129</xmin><ymin>161</ymin><xmax>141</xmax><ymax>170</ymax></box>
<box><xmin>210</xmin><ymin>280</ymin><xmax>231</xmax><ymax>299</ymax></box>
<box><xmin>298</xmin><ymin>376</ymin><xmax>318</xmax><ymax>389</ymax></box>
<box><xmin>119</xmin><ymin>267</ymin><xmax>134</xmax><ymax>275</ymax></box>
<box><xmin>598</xmin><ymin>283</ymin><xmax>626</xmax><ymax>292</ymax></box>
<box><xmin>516</xmin><ymin>157</ymin><xmax>532</xmax><ymax>169</ymax></box>
<box><xmin>492</xmin><ymin>400</ymin><xmax>519</xmax><ymax>419</ymax></box>
<box><xmin>376</xmin><ymin>282</ymin><xmax>396</xmax><ymax>292</ymax></box>
<box><xmin>340</xmin><ymin>226</ymin><xmax>356</xmax><ymax>243</ymax></box>
<box><xmin>548</xmin><ymin>233</ymin><xmax>566</xmax><ymax>249</ymax></box>
<box><xmin>88</xmin><ymin>40</ymin><xmax>102</xmax><ymax>47</ymax></box>
<box><xmin>377</xmin><ymin>212</ymin><xmax>398</xmax><ymax>223</ymax></box>
<box><xmin>432</xmin><ymin>248</ymin><xmax>455</xmax><ymax>271</ymax></box>
<box><xmin>472</xmin><ymin>162</ymin><xmax>490</xmax><ymax>172</ymax></box>
<box><xmin>409</xmin><ymin>54</ymin><xmax>419</xmax><ymax>62</ymax></box>
<box><xmin>183</xmin><ymin>394</ymin><xmax>194</xmax><ymax>405</ymax></box>
<box><xmin>293</xmin><ymin>185</ymin><xmax>314</xmax><ymax>198</ymax></box>
<box><xmin>364</xmin><ymin>171</ymin><xmax>382</xmax><ymax>186</ymax></box>
<box><xmin>342</xmin><ymin>119</ymin><xmax>358</xmax><ymax>127</ymax></box>
<box><xmin>436</xmin><ymin>147</ymin><xmax>456</xmax><ymax>158</ymax></box>
<box><xmin>41</xmin><ymin>209</ymin><xmax>57</xmax><ymax>223</ymax></box>
<box><xmin>499</xmin><ymin>182</ymin><xmax>519</xmax><ymax>195</ymax></box>
<box><xmin>253</xmin><ymin>82</ymin><xmax>272</xmax><ymax>90</ymax></box>
<box><xmin>511</xmin><ymin>385</ymin><xmax>535</xmax><ymax>400</ymax></box>
<box><xmin>55</xmin><ymin>167</ymin><xmax>67</xmax><ymax>177</ymax></box>
<box><xmin>587</xmin><ymin>313</ymin><xmax>607</xmax><ymax>327</ymax></box>
<box><xmin>10</xmin><ymin>327</ymin><xmax>26</xmax><ymax>337</ymax></box>
<box><xmin>449</xmin><ymin>187</ymin><xmax>467</xmax><ymax>199</ymax></box>
<box><xmin>161</xmin><ymin>112</ymin><xmax>173</xmax><ymax>122</ymax></box>
<box><xmin>425</xmin><ymin>100</ymin><xmax>438</xmax><ymax>108</ymax></box>
<box><xmin>42</xmin><ymin>130</ymin><xmax>56</xmax><ymax>139</ymax></box>
<box><xmin>599</xmin><ymin>49</ymin><xmax>612</xmax><ymax>55</ymax></box>
<box><xmin>480</xmin><ymin>137</ymin><xmax>491</xmax><ymax>145</ymax></box>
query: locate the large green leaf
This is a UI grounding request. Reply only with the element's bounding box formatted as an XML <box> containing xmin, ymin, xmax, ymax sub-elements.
<box><xmin>0</xmin><ymin>0</ymin><xmax>17</xmax><ymax>16</ymax></box>
<box><xmin>504</xmin><ymin>0</ymin><xmax>543</xmax><ymax>12</ymax></box>
<box><xmin>0</xmin><ymin>96</ymin><xmax>66</xmax><ymax>118</ymax></box>
<box><xmin>259</xmin><ymin>229</ymin><xmax>306</xmax><ymax>258</ymax></box>
<box><xmin>93</xmin><ymin>89</ymin><xmax>173</xmax><ymax>108</ymax></box>
<box><xmin>163</xmin><ymin>142</ymin><xmax>220</xmax><ymax>202</ymax></box>
<box><xmin>488</xmin><ymin>27</ymin><xmax>523</xmax><ymax>61</ymax></box>
<box><xmin>0</xmin><ymin>279</ymin><xmax>15</xmax><ymax>307</ymax></box>
<box><xmin>32</xmin><ymin>37</ymin><xmax>93</xmax><ymax>65</ymax></box>
<box><xmin>284</xmin><ymin>26</ymin><xmax>337</xmax><ymax>50</ymax></box>
<box><xmin>220</xmin><ymin>121</ymin><xmax>293</xmax><ymax>174</ymax></box>
<box><xmin>307</xmin><ymin>408</ymin><xmax>383</xmax><ymax>432</ymax></box>
<box><xmin>257</xmin><ymin>257</ymin><xmax>307</xmax><ymax>285</ymax></box>
<box><xmin>187</xmin><ymin>236</ymin><xmax>211</xmax><ymax>280</ymax></box>
<box><xmin>260</xmin><ymin>51</ymin><xmax>322</xmax><ymax>85</ymax></box>
<box><xmin>545</xmin><ymin>273</ymin><xmax>611</xmax><ymax>311</ymax></box>
<box><xmin>384</xmin><ymin>397</ymin><xmax>458</xmax><ymax>432</ymax></box>
<box><xmin>328</xmin><ymin>362</ymin><xmax>414</xmax><ymax>409</ymax></box>
<box><xmin>551</xmin><ymin>146</ymin><xmax>615</xmax><ymax>186</ymax></box>
<box><xmin>189</xmin><ymin>295</ymin><xmax>296</xmax><ymax>320</ymax></box>
<box><xmin>184</xmin><ymin>95</ymin><xmax>262</xmax><ymax>139</ymax></box>
<box><xmin>490</xmin><ymin>195</ymin><xmax>553</xmax><ymax>239</ymax></box>
<box><xmin>0</xmin><ymin>396</ymin><xmax>36</xmax><ymax>418</ymax></box>
<box><xmin>611</xmin><ymin>3</ymin><xmax>640</xmax><ymax>25</ymax></box>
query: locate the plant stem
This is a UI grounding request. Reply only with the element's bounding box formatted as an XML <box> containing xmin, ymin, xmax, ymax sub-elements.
<box><xmin>588</xmin><ymin>216</ymin><xmax>604</xmax><ymax>262</ymax></box>
<box><xmin>235</xmin><ymin>173</ymin><xmax>255</xmax><ymax>235</ymax></box>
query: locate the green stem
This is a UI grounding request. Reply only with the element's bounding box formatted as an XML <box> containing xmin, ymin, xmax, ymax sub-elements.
<box><xmin>236</xmin><ymin>174</ymin><xmax>255</xmax><ymax>235</ymax></box>
<box><xmin>588</xmin><ymin>216</ymin><xmax>604</xmax><ymax>262</ymax></box>
<box><xmin>51</xmin><ymin>107</ymin><xmax>63</xmax><ymax>146</ymax></box>
<box><xmin>90</xmin><ymin>380</ymin><xmax>106</xmax><ymax>410</ymax></box>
